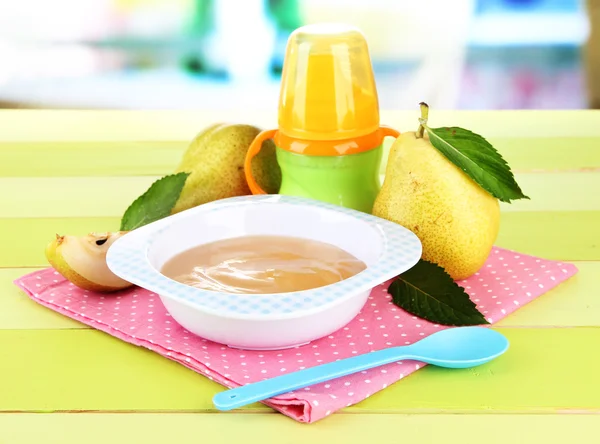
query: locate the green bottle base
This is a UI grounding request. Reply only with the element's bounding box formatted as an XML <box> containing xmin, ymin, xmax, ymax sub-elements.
<box><xmin>275</xmin><ymin>146</ymin><xmax>383</xmax><ymax>213</ymax></box>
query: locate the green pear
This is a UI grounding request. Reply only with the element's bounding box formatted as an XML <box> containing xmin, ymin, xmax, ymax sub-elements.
<box><xmin>171</xmin><ymin>123</ymin><xmax>281</xmax><ymax>214</ymax></box>
<box><xmin>45</xmin><ymin>232</ymin><xmax>133</xmax><ymax>292</ymax></box>
<box><xmin>372</xmin><ymin>131</ymin><xmax>500</xmax><ymax>281</ymax></box>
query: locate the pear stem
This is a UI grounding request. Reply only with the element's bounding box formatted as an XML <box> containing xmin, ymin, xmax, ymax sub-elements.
<box><xmin>416</xmin><ymin>102</ymin><xmax>429</xmax><ymax>138</ymax></box>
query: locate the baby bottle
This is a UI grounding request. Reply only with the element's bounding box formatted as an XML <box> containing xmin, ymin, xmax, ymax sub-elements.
<box><xmin>244</xmin><ymin>23</ymin><xmax>399</xmax><ymax>213</ymax></box>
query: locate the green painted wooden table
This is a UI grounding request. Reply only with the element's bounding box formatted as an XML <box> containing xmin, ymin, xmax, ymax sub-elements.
<box><xmin>1</xmin><ymin>110</ymin><xmax>599</xmax><ymax>443</ymax></box>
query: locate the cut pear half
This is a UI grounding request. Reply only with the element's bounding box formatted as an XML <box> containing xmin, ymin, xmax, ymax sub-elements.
<box><xmin>45</xmin><ymin>231</ymin><xmax>134</xmax><ymax>292</ymax></box>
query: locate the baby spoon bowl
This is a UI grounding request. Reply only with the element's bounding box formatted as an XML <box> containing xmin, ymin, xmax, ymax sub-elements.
<box><xmin>212</xmin><ymin>327</ymin><xmax>509</xmax><ymax>411</ymax></box>
<box><xmin>106</xmin><ymin>194</ymin><xmax>422</xmax><ymax>350</ymax></box>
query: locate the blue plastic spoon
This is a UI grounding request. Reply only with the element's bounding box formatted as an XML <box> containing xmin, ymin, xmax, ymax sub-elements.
<box><xmin>212</xmin><ymin>326</ymin><xmax>509</xmax><ymax>411</ymax></box>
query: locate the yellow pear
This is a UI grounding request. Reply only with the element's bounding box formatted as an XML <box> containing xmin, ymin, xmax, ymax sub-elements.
<box><xmin>45</xmin><ymin>232</ymin><xmax>133</xmax><ymax>292</ymax></box>
<box><xmin>372</xmin><ymin>131</ymin><xmax>500</xmax><ymax>280</ymax></box>
<box><xmin>171</xmin><ymin>123</ymin><xmax>281</xmax><ymax>214</ymax></box>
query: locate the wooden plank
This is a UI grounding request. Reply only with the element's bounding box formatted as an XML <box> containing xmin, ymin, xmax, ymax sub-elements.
<box><xmin>0</xmin><ymin>176</ymin><xmax>159</xmax><ymax>219</ymax></box>
<box><xmin>1</xmin><ymin>137</ymin><xmax>599</xmax><ymax>178</ymax></box>
<box><xmin>480</xmin><ymin>136</ymin><xmax>600</xmax><ymax>172</ymax></box>
<box><xmin>0</xmin><ymin>328</ymin><xmax>265</xmax><ymax>413</ymax></box>
<box><xmin>0</xmin><ymin>141</ymin><xmax>183</xmax><ymax>177</ymax></box>
<box><xmin>0</xmin><ymin>328</ymin><xmax>598</xmax><ymax>413</ymax></box>
<box><xmin>3</xmin><ymin>262</ymin><xmax>598</xmax><ymax>331</ymax></box>
<box><xmin>1</xmin><ymin>413</ymin><xmax>600</xmax><ymax>444</ymax></box>
<box><xmin>497</xmin><ymin>211</ymin><xmax>600</xmax><ymax>261</ymax></box>
<box><xmin>498</xmin><ymin>172</ymin><xmax>600</xmax><ymax>212</ymax></box>
<box><xmin>0</xmin><ymin>217</ymin><xmax>119</xmax><ymax>268</ymax></box>
<box><xmin>0</xmin><ymin>211</ymin><xmax>596</xmax><ymax>269</ymax></box>
<box><xmin>1</xmin><ymin>110</ymin><xmax>600</xmax><ymax>141</ymax></box>
<box><xmin>0</xmin><ymin>109</ymin><xmax>277</xmax><ymax>142</ymax></box>
<box><xmin>381</xmin><ymin>136</ymin><xmax>600</xmax><ymax>174</ymax></box>
<box><xmin>1</xmin><ymin>172</ymin><xmax>598</xmax><ymax>219</ymax></box>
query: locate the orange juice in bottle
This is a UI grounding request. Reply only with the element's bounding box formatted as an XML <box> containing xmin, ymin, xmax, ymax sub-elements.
<box><xmin>245</xmin><ymin>23</ymin><xmax>399</xmax><ymax>213</ymax></box>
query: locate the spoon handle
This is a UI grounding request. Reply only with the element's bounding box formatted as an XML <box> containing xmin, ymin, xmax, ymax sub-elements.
<box><xmin>212</xmin><ymin>346</ymin><xmax>413</xmax><ymax>411</ymax></box>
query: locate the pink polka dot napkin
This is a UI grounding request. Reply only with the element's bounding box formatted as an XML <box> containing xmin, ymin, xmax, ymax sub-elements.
<box><xmin>14</xmin><ymin>246</ymin><xmax>577</xmax><ymax>423</ymax></box>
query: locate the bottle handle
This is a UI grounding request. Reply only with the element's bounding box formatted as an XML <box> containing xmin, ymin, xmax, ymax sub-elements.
<box><xmin>244</xmin><ymin>129</ymin><xmax>278</xmax><ymax>195</ymax></box>
<box><xmin>379</xmin><ymin>125</ymin><xmax>400</xmax><ymax>138</ymax></box>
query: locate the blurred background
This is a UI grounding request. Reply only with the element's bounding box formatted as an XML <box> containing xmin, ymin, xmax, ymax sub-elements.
<box><xmin>0</xmin><ymin>0</ymin><xmax>598</xmax><ymax>110</ymax></box>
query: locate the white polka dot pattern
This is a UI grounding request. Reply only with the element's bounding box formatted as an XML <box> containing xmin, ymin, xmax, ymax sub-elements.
<box><xmin>14</xmin><ymin>247</ymin><xmax>578</xmax><ymax>424</ymax></box>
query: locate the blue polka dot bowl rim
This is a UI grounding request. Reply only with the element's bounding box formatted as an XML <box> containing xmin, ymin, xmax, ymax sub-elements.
<box><xmin>106</xmin><ymin>194</ymin><xmax>422</xmax><ymax>350</ymax></box>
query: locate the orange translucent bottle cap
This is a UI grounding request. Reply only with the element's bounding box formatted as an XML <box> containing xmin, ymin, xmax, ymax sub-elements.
<box><xmin>278</xmin><ymin>23</ymin><xmax>380</xmax><ymax>143</ymax></box>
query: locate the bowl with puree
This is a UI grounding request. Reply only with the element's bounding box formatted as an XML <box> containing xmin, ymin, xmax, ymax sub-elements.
<box><xmin>106</xmin><ymin>194</ymin><xmax>422</xmax><ymax>350</ymax></box>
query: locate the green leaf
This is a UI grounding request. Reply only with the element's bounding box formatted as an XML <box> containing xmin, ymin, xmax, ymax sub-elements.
<box><xmin>425</xmin><ymin>125</ymin><xmax>529</xmax><ymax>203</ymax></box>
<box><xmin>120</xmin><ymin>172</ymin><xmax>189</xmax><ymax>231</ymax></box>
<box><xmin>388</xmin><ymin>259</ymin><xmax>489</xmax><ymax>326</ymax></box>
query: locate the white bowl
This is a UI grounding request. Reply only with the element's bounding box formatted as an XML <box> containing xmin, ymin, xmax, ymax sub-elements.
<box><xmin>106</xmin><ymin>195</ymin><xmax>422</xmax><ymax>350</ymax></box>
